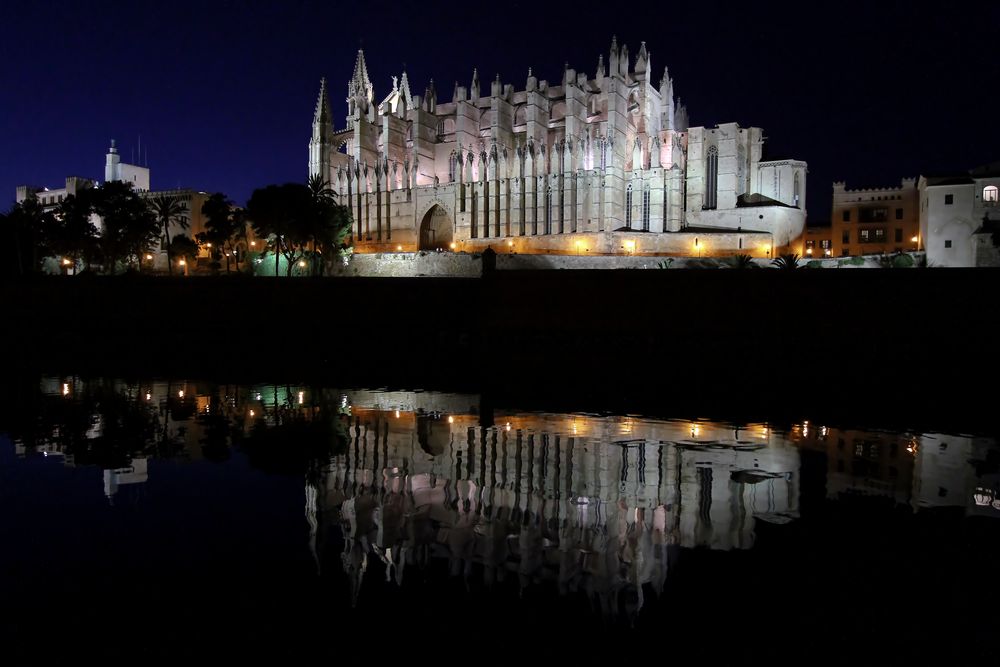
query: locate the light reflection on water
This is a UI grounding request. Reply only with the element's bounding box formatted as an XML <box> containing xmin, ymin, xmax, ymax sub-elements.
<box><xmin>6</xmin><ymin>377</ymin><xmax>1000</xmax><ymax>627</ymax></box>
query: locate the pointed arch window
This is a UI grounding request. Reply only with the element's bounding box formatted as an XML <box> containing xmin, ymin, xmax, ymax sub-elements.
<box><xmin>544</xmin><ymin>183</ymin><xmax>552</xmax><ymax>235</ymax></box>
<box><xmin>626</xmin><ymin>182</ymin><xmax>633</xmax><ymax>229</ymax></box>
<box><xmin>705</xmin><ymin>146</ymin><xmax>718</xmax><ymax>210</ymax></box>
<box><xmin>642</xmin><ymin>184</ymin><xmax>651</xmax><ymax>231</ymax></box>
<box><xmin>448</xmin><ymin>153</ymin><xmax>456</xmax><ymax>183</ymax></box>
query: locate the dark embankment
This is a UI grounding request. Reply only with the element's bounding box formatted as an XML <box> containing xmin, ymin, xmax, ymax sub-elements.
<box><xmin>2</xmin><ymin>269</ymin><xmax>998</xmax><ymax>433</ymax></box>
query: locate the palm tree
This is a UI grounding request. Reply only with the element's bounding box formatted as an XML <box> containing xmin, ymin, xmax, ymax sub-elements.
<box><xmin>150</xmin><ymin>194</ymin><xmax>189</xmax><ymax>274</ymax></box>
<box><xmin>730</xmin><ymin>253</ymin><xmax>756</xmax><ymax>269</ymax></box>
<box><xmin>771</xmin><ymin>253</ymin><xmax>800</xmax><ymax>270</ymax></box>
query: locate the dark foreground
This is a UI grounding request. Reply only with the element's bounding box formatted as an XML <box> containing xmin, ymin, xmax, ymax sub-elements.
<box><xmin>3</xmin><ymin>269</ymin><xmax>998</xmax><ymax>432</ymax></box>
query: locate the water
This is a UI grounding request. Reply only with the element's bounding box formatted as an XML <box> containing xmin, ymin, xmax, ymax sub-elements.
<box><xmin>2</xmin><ymin>377</ymin><xmax>999</xmax><ymax>662</ymax></box>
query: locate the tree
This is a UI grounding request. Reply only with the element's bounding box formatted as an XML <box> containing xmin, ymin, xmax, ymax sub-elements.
<box><xmin>246</xmin><ymin>183</ymin><xmax>313</xmax><ymax>276</ymax></box>
<box><xmin>168</xmin><ymin>234</ymin><xmax>199</xmax><ymax>273</ymax></box>
<box><xmin>198</xmin><ymin>193</ymin><xmax>246</xmax><ymax>274</ymax></box>
<box><xmin>770</xmin><ymin>253</ymin><xmax>800</xmax><ymax>270</ymax></box>
<box><xmin>43</xmin><ymin>191</ymin><xmax>100</xmax><ymax>272</ymax></box>
<box><xmin>150</xmin><ymin>194</ymin><xmax>189</xmax><ymax>275</ymax></box>
<box><xmin>4</xmin><ymin>196</ymin><xmax>52</xmax><ymax>275</ymax></box>
<box><xmin>729</xmin><ymin>253</ymin><xmax>756</xmax><ymax>269</ymax></box>
<box><xmin>307</xmin><ymin>174</ymin><xmax>353</xmax><ymax>276</ymax></box>
<box><xmin>91</xmin><ymin>181</ymin><xmax>159</xmax><ymax>274</ymax></box>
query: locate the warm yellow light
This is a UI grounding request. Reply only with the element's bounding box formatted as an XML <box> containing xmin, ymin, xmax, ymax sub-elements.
<box><xmin>397</xmin><ymin>245</ymin><xmax>403</xmax><ymax>251</ymax></box>
<box><xmin>505</xmin><ymin>422</ymin><xmax>511</xmax><ymax>432</ymax></box>
<box><xmin>824</xmin><ymin>249</ymin><xmax>831</xmax><ymax>256</ymax></box>
<box><xmin>298</xmin><ymin>260</ymin><xmax>306</xmax><ymax>267</ymax></box>
<box><xmin>178</xmin><ymin>390</ymin><xmax>185</xmax><ymax>399</ymax></box>
<box><xmin>624</xmin><ymin>240</ymin><xmax>636</xmax><ymax>254</ymax></box>
<box><xmin>206</xmin><ymin>243</ymin><xmax>212</xmax><ymax>248</ymax></box>
<box><xmin>394</xmin><ymin>410</ymin><xmax>400</xmax><ymax>418</ymax></box>
<box><xmin>145</xmin><ymin>392</ymin><xmax>151</xmax><ymax>401</ymax></box>
<box><xmin>250</xmin><ymin>241</ymin><xmax>256</xmax><ymax>247</ymax></box>
<box><xmin>449</xmin><ymin>242</ymin><xmax>457</xmax><ymax>250</ymax></box>
<box><xmin>508</xmin><ymin>241</ymin><xmax>514</xmax><ymax>247</ymax></box>
<box><xmin>691</xmin><ymin>423</ymin><xmax>700</xmax><ymax>437</ymax></box>
<box><xmin>249</xmin><ymin>409</ymin><xmax>255</xmax><ymax>417</ymax></box>
<box><xmin>179</xmin><ymin>259</ymin><xmax>186</xmax><ymax>266</ymax></box>
<box><xmin>447</xmin><ymin>416</ymin><xmax>454</xmax><ymax>424</ymax></box>
<box><xmin>805</xmin><ymin>248</ymin><xmax>813</xmax><ymax>255</ymax></box>
<box><xmin>62</xmin><ymin>258</ymin><xmax>71</xmax><ymax>266</ymax></box>
<box><xmin>297</xmin><ymin>391</ymin><xmax>304</xmax><ymax>405</ymax></box>
<box><xmin>62</xmin><ymin>383</ymin><xmax>69</xmax><ymax>396</ymax></box>
<box><xmin>911</xmin><ymin>236</ymin><xmax>918</xmax><ymax>243</ymax></box>
<box><xmin>145</xmin><ymin>254</ymin><xmax>153</xmax><ymax>260</ymax></box>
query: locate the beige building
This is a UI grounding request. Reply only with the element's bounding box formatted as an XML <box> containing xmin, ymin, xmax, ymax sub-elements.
<box><xmin>831</xmin><ymin>178</ymin><xmax>920</xmax><ymax>257</ymax></box>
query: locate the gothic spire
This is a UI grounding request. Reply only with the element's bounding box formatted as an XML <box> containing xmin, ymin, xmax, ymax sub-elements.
<box><xmin>314</xmin><ymin>77</ymin><xmax>331</xmax><ymax>124</ymax></box>
<box><xmin>352</xmin><ymin>49</ymin><xmax>372</xmax><ymax>91</ymax></box>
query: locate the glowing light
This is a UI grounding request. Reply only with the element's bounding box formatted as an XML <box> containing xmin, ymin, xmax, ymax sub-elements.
<box><xmin>911</xmin><ymin>236</ymin><xmax>918</xmax><ymax>243</ymax></box>
<box><xmin>179</xmin><ymin>259</ymin><xmax>186</xmax><ymax>266</ymax></box>
<box><xmin>763</xmin><ymin>245</ymin><xmax>771</xmax><ymax>256</ymax></box>
<box><xmin>297</xmin><ymin>391</ymin><xmax>304</xmax><ymax>405</ymax></box>
<box><xmin>62</xmin><ymin>383</ymin><xmax>69</xmax><ymax>396</ymax></box>
<box><xmin>824</xmin><ymin>249</ymin><xmax>831</xmax><ymax>257</ymax></box>
<box><xmin>805</xmin><ymin>248</ymin><xmax>813</xmax><ymax>255</ymax></box>
<box><xmin>395</xmin><ymin>410</ymin><xmax>400</xmax><ymax>418</ymax></box>
<box><xmin>206</xmin><ymin>243</ymin><xmax>212</xmax><ymax>248</ymax></box>
<box><xmin>508</xmin><ymin>241</ymin><xmax>514</xmax><ymax>247</ymax></box>
<box><xmin>178</xmin><ymin>390</ymin><xmax>185</xmax><ymax>399</ymax></box>
<box><xmin>145</xmin><ymin>392</ymin><xmax>151</xmax><ymax>401</ymax></box>
<box><xmin>624</xmin><ymin>240</ymin><xmax>636</xmax><ymax>254</ymax></box>
<box><xmin>145</xmin><ymin>254</ymin><xmax>153</xmax><ymax>260</ymax></box>
<box><xmin>250</xmin><ymin>241</ymin><xmax>256</xmax><ymax>247</ymax></box>
<box><xmin>691</xmin><ymin>424</ymin><xmax>699</xmax><ymax>437</ymax></box>
<box><xmin>505</xmin><ymin>422</ymin><xmax>511</xmax><ymax>432</ymax></box>
<box><xmin>298</xmin><ymin>260</ymin><xmax>306</xmax><ymax>267</ymax></box>
<box><xmin>249</xmin><ymin>409</ymin><xmax>255</xmax><ymax>417</ymax></box>
<box><xmin>256</xmin><ymin>393</ymin><xmax>263</xmax><ymax>401</ymax></box>
<box><xmin>447</xmin><ymin>416</ymin><xmax>454</xmax><ymax>424</ymax></box>
<box><xmin>449</xmin><ymin>242</ymin><xmax>457</xmax><ymax>250</ymax></box>
<box><xmin>397</xmin><ymin>245</ymin><xmax>403</xmax><ymax>251</ymax></box>
<box><xmin>62</xmin><ymin>258</ymin><xmax>71</xmax><ymax>266</ymax></box>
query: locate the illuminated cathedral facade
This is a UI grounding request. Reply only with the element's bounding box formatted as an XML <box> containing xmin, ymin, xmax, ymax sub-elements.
<box><xmin>308</xmin><ymin>38</ymin><xmax>807</xmax><ymax>256</ymax></box>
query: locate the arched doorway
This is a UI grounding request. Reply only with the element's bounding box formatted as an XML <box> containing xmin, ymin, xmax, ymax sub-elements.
<box><xmin>419</xmin><ymin>204</ymin><xmax>453</xmax><ymax>251</ymax></box>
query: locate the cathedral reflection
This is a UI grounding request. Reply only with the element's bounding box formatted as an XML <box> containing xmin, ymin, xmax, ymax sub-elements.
<box><xmin>309</xmin><ymin>400</ymin><xmax>800</xmax><ymax>616</ymax></box>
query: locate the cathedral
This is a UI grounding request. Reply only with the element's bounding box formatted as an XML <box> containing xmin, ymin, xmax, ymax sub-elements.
<box><xmin>309</xmin><ymin>38</ymin><xmax>807</xmax><ymax>257</ymax></box>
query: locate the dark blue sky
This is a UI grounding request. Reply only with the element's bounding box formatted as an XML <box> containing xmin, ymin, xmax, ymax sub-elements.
<box><xmin>3</xmin><ymin>0</ymin><xmax>998</xmax><ymax>221</ymax></box>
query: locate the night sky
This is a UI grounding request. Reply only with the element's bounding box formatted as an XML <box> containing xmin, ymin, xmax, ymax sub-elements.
<box><xmin>3</xmin><ymin>0</ymin><xmax>998</xmax><ymax>222</ymax></box>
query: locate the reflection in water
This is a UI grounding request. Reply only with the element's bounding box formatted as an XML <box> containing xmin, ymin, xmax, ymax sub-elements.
<box><xmin>5</xmin><ymin>377</ymin><xmax>1000</xmax><ymax>623</ymax></box>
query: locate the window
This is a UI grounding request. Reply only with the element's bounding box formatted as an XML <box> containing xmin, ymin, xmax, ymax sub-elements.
<box><xmin>704</xmin><ymin>146</ymin><xmax>718</xmax><ymax>210</ymax></box>
<box><xmin>874</xmin><ymin>229</ymin><xmax>886</xmax><ymax>242</ymax></box>
<box><xmin>626</xmin><ymin>183</ymin><xmax>633</xmax><ymax>229</ymax></box>
<box><xmin>895</xmin><ymin>228</ymin><xmax>903</xmax><ymax>242</ymax></box>
<box><xmin>793</xmin><ymin>173</ymin><xmax>800</xmax><ymax>208</ymax></box>
<box><xmin>985</xmin><ymin>185</ymin><xmax>999</xmax><ymax>204</ymax></box>
<box><xmin>895</xmin><ymin>208</ymin><xmax>903</xmax><ymax>220</ymax></box>
<box><xmin>842</xmin><ymin>230</ymin><xmax>850</xmax><ymax>243</ymax></box>
<box><xmin>945</xmin><ymin>240</ymin><xmax>952</xmax><ymax>248</ymax></box>
<box><xmin>945</xmin><ymin>194</ymin><xmax>953</xmax><ymax>205</ymax></box>
<box><xmin>842</xmin><ymin>210</ymin><xmax>851</xmax><ymax>222</ymax></box>
<box><xmin>642</xmin><ymin>185</ymin><xmax>650</xmax><ymax>231</ymax></box>
<box><xmin>821</xmin><ymin>239</ymin><xmax>831</xmax><ymax>249</ymax></box>
<box><xmin>805</xmin><ymin>240</ymin><xmax>815</xmax><ymax>250</ymax></box>
<box><xmin>860</xmin><ymin>229</ymin><xmax>870</xmax><ymax>242</ymax></box>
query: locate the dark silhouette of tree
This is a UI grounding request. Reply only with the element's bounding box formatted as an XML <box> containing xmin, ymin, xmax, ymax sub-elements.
<box><xmin>91</xmin><ymin>181</ymin><xmax>159</xmax><ymax>274</ymax></box>
<box><xmin>729</xmin><ymin>253</ymin><xmax>756</xmax><ymax>269</ymax></box>
<box><xmin>246</xmin><ymin>183</ymin><xmax>314</xmax><ymax>276</ymax></box>
<box><xmin>198</xmin><ymin>193</ymin><xmax>246</xmax><ymax>274</ymax></box>
<box><xmin>308</xmin><ymin>175</ymin><xmax>353</xmax><ymax>276</ymax></box>
<box><xmin>168</xmin><ymin>234</ymin><xmax>199</xmax><ymax>271</ymax></box>
<box><xmin>3</xmin><ymin>196</ymin><xmax>52</xmax><ymax>275</ymax></box>
<box><xmin>770</xmin><ymin>253</ymin><xmax>800</xmax><ymax>270</ymax></box>
<box><xmin>150</xmin><ymin>194</ymin><xmax>189</xmax><ymax>275</ymax></box>
<box><xmin>44</xmin><ymin>191</ymin><xmax>100</xmax><ymax>272</ymax></box>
